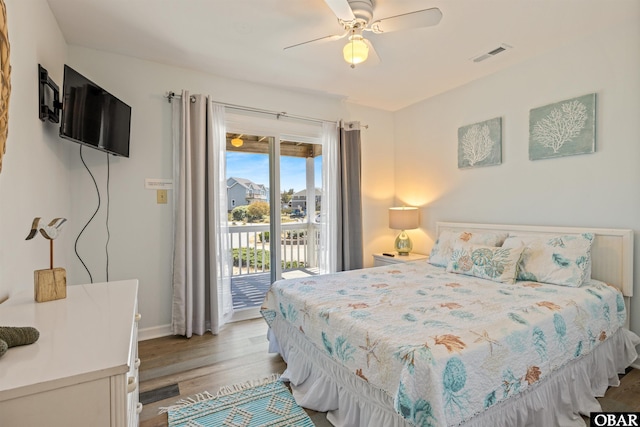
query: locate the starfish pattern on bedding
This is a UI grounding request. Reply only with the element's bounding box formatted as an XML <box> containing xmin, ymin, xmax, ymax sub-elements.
<box><xmin>359</xmin><ymin>332</ymin><xmax>381</xmax><ymax>368</ymax></box>
<box><xmin>300</xmin><ymin>302</ymin><xmax>312</xmax><ymax>324</ymax></box>
<box><xmin>471</xmin><ymin>330</ymin><xmax>500</xmax><ymax>355</ymax></box>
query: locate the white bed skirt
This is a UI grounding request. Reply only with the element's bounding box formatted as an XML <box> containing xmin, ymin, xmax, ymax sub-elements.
<box><xmin>267</xmin><ymin>317</ymin><xmax>640</xmax><ymax>427</ymax></box>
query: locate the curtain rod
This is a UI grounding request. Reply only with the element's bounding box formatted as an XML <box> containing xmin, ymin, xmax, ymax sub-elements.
<box><xmin>165</xmin><ymin>91</ymin><xmax>339</xmax><ymax>126</ymax></box>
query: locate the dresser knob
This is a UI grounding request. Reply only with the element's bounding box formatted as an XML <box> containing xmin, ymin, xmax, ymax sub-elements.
<box><xmin>127</xmin><ymin>376</ymin><xmax>137</xmax><ymax>393</ymax></box>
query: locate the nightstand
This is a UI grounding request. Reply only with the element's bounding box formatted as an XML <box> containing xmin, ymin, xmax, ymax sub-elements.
<box><xmin>372</xmin><ymin>252</ymin><xmax>429</xmax><ymax>266</ymax></box>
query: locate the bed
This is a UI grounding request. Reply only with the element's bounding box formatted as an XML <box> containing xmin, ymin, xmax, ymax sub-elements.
<box><xmin>260</xmin><ymin>222</ymin><xmax>640</xmax><ymax>427</ymax></box>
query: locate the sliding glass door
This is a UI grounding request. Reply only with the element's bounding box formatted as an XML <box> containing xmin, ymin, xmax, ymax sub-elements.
<box><xmin>224</xmin><ymin>114</ymin><xmax>324</xmax><ymax>314</ymax></box>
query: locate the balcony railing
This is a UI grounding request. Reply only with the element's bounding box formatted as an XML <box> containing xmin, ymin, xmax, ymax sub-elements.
<box><xmin>229</xmin><ymin>221</ymin><xmax>320</xmax><ymax>277</ymax></box>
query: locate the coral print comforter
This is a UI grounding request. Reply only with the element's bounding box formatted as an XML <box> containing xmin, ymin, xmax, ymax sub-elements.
<box><xmin>261</xmin><ymin>261</ymin><xmax>627</xmax><ymax>427</ymax></box>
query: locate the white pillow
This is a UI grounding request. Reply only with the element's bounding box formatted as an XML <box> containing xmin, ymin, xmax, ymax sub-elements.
<box><xmin>429</xmin><ymin>230</ymin><xmax>509</xmax><ymax>268</ymax></box>
<box><xmin>502</xmin><ymin>233</ymin><xmax>594</xmax><ymax>287</ymax></box>
<box><xmin>446</xmin><ymin>242</ymin><xmax>525</xmax><ymax>284</ymax></box>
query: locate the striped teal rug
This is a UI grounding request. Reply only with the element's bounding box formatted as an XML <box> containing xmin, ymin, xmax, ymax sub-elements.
<box><xmin>162</xmin><ymin>374</ymin><xmax>314</xmax><ymax>427</ymax></box>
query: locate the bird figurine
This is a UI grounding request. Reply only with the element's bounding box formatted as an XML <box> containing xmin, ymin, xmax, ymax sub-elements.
<box><xmin>26</xmin><ymin>217</ymin><xmax>67</xmax><ymax>240</ymax></box>
<box><xmin>26</xmin><ymin>217</ymin><xmax>67</xmax><ymax>271</ymax></box>
<box><xmin>25</xmin><ymin>217</ymin><xmax>68</xmax><ymax>303</ymax></box>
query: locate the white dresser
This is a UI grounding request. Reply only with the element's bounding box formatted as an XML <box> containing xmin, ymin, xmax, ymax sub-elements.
<box><xmin>0</xmin><ymin>280</ymin><xmax>141</xmax><ymax>427</ymax></box>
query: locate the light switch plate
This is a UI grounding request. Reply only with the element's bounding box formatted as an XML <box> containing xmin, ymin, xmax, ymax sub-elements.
<box><xmin>157</xmin><ymin>189</ymin><xmax>168</xmax><ymax>204</ymax></box>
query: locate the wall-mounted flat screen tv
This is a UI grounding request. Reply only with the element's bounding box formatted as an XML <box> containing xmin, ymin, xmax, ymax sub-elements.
<box><xmin>59</xmin><ymin>65</ymin><xmax>131</xmax><ymax>158</ymax></box>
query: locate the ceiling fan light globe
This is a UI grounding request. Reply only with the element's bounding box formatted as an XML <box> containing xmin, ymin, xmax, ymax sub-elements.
<box><xmin>343</xmin><ymin>36</ymin><xmax>369</xmax><ymax>65</ymax></box>
<box><xmin>231</xmin><ymin>137</ymin><xmax>244</xmax><ymax>147</ymax></box>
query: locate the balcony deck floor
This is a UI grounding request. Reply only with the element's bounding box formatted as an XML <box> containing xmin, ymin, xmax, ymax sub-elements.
<box><xmin>231</xmin><ymin>268</ymin><xmax>319</xmax><ymax>310</ymax></box>
<box><xmin>231</xmin><ymin>273</ymin><xmax>271</xmax><ymax>310</ymax></box>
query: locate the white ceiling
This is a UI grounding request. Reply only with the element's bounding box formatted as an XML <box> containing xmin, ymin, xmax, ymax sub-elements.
<box><xmin>45</xmin><ymin>0</ymin><xmax>636</xmax><ymax>111</ymax></box>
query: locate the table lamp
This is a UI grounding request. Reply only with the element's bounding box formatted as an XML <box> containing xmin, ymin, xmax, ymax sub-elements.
<box><xmin>389</xmin><ymin>207</ymin><xmax>419</xmax><ymax>255</ymax></box>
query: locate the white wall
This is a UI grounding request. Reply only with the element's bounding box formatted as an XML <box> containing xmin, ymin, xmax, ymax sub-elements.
<box><xmin>64</xmin><ymin>47</ymin><xmax>395</xmax><ymax>335</ymax></box>
<box><xmin>393</xmin><ymin>15</ymin><xmax>640</xmax><ymax>336</ymax></box>
<box><xmin>0</xmin><ymin>0</ymin><xmax>72</xmax><ymax>300</ymax></box>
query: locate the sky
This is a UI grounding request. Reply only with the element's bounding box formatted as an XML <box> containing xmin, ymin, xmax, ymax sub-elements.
<box><xmin>226</xmin><ymin>152</ymin><xmax>322</xmax><ymax>193</ymax></box>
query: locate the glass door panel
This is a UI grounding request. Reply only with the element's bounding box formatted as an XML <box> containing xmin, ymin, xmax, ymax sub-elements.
<box><xmin>226</xmin><ymin>133</ymin><xmax>274</xmax><ymax>310</ymax></box>
<box><xmin>279</xmin><ymin>140</ymin><xmax>322</xmax><ymax>279</ymax></box>
<box><xmin>225</xmin><ymin>131</ymin><xmax>323</xmax><ymax>311</ymax></box>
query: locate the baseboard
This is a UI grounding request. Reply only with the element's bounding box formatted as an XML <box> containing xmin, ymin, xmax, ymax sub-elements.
<box><xmin>230</xmin><ymin>307</ymin><xmax>262</xmax><ymax>322</ymax></box>
<box><xmin>136</xmin><ymin>312</ymin><xmax>262</xmax><ymax>341</ymax></box>
<box><xmin>138</xmin><ymin>324</ymin><xmax>172</xmax><ymax>341</ymax></box>
<box><xmin>631</xmin><ymin>358</ymin><xmax>640</xmax><ymax>370</ymax></box>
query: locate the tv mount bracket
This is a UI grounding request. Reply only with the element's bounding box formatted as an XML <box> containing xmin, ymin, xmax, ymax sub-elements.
<box><xmin>38</xmin><ymin>64</ymin><xmax>62</xmax><ymax>123</ymax></box>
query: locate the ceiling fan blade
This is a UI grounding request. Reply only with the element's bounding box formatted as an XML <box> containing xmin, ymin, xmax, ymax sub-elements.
<box><xmin>363</xmin><ymin>38</ymin><xmax>381</xmax><ymax>65</ymax></box>
<box><xmin>323</xmin><ymin>0</ymin><xmax>356</xmax><ymax>22</ymax></box>
<box><xmin>284</xmin><ymin>30</ymin><xmax>350</xmax><ymax>51</ymax></box>
<box><xmin>370</xmin><ymin>7</ymin><xmax>442</xmax><ymax>34</ymax></box>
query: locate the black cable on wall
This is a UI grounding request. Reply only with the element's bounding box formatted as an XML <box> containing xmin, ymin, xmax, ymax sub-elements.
<box><xmin>74</xmin><ymin>145</ymin><xmax>101</xmax><ymax>283</ymax></box>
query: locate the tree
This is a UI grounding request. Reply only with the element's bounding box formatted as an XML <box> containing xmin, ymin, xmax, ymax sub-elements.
<box><xmin>281</xmin><ymin>188</ymin><xmax>294</xmax><ymax>206</ymax></box>
<box><xmin>231</xmin><ymin>205</ymin><xmax>249</xmax><ymax>222</ymax></box>
<box><xmin>247</xmin><ymin>201</ymin><xmax>270</xmax><ymax>222</ymax></box>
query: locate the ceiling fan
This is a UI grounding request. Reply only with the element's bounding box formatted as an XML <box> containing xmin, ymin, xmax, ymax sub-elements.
<box><xmin>284</xmin><ymin>0</ymin><xmax>442</xmax><ymax>68</ymax></box>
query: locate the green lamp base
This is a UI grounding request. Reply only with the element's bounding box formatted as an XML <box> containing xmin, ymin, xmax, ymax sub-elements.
<box><xmin>394</xmin><ymin>230</ymin><xmax>413</xmax><ymax>255</ymax></box>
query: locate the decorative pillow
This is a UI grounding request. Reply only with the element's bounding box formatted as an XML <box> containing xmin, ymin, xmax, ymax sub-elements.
<box><xmin>429</xmin><ymin>230</ymin><xmax>509</xmax><ymax>268</ymax></box>
<box><xmin>446</xmin><ymin>242</ymin><xmax>525</xmax><ymax>284</ymax></box>
<box><xmin>502</xmin><ymin>233</ymin><xmax>594</xmax><ymax>287</ymax></box>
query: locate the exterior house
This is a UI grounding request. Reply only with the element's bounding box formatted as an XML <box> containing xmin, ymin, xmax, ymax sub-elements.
<box><xmin>290</xmin><ymin>188</ymin><xmax>322</xmax><ymax>213</ymax></box>
<box><xmin>227</xmin><ymin>177</ymin><xmax>268</xmax><ymax>211</ymax></box>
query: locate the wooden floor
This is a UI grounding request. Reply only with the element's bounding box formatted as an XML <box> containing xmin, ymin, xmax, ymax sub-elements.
<box><xmin>138</xmin><ymin>318</ymin><xmax>640</xmax><ymax>426</ymax></box>
<box><xmin>138</xmin><ymin>318</ymin><xmax>285</xmax><ymax>427</ymax></box>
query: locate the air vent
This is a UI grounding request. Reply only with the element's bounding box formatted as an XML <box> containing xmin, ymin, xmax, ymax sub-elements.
<box><xmin>471</xmin><ymin>43</ymin><xmax>512</xmax><ymax>63</ymax></box>
<box><xmin>487</xmin><ymin>46</ymin><xmax>506</xmax><ymax>55</ymax></box>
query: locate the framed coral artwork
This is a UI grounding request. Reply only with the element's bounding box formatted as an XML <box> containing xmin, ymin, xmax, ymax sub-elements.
<box><xmin>529</xmin><ymin>93</ymin><xmax>596</xmax><ymax>160</ymax></box>
<box><xmin>457</xmin><ymin>117</ymin><xmax>502</xmax><ymax>169</ymax></box>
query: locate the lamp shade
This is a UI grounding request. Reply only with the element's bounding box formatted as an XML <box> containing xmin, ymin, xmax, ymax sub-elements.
<box><xmin>389</xmin><ymin>207</ymin><xmax>419</xmax><ymax>230</ymax></box>
<box><xmin>343</xmin><ymin>35</ymin><xmax>369</xmax><ymax>66</ymax></box>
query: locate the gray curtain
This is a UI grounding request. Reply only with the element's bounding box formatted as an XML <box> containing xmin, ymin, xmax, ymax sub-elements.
<box><xmin>336</xmin><ymin>121</ymin><xmax>363</xmax><ymax>271</ymax></box>
<box><xmin>171</xmin><ymin>91</ymin><xmax>233</xmax><ymax>337</ymax></box>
